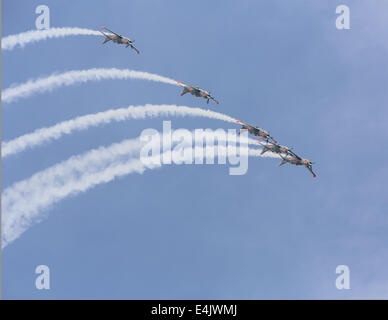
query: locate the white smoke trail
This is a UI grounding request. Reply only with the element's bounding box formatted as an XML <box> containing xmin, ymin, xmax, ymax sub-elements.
<box><xmin>2</xmin><ymin>68</ymin><xmax>178</xmax><ymax>103</ymax></box>
<box><xmin>2</xmin><ymin>135</ymin><xmax>278</xmax><ymax>248</ymax></box>
<box><xmin>2</xmin><ymin>137</ymin><xmax>145</xmax><ymax>248</ymax></box>
<box><xmin>2</xmin><ymin>27</ymin><xmax>101</xmax><ymax>51</ymax></box>
<box><xmin>2</xmin><ymin>104</ymin><xmax>251</xmax><ymax>157</ymax></box>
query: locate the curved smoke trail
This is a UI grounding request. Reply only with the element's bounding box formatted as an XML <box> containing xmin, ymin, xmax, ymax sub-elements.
<box><xmin>2</xmin><ymin>68</ymin><xmax>178</xmax><ymax>103</ymax></box>
<box><xmin>2</xmin><ymin>27</ymin><xmax>101</xmax><ymax>51</ymax></box>
<box><xmin>2</xmin><ymin>137</ymin><xmax>145</xmax><ymax>248</ymax></box>
<box><xmin>2</xmin><ymin>104</ymin><xmax>249</xmax><ymax>157</ymax></box>
<box><xmin>2</xmin><ymin>135</ymin><xmax>278</xmax><ymax>248</ymax></box>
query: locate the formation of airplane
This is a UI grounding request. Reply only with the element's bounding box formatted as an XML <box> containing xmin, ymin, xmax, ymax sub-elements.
<box><xmin>177</xmin><ymin>81</ymin><xmax>219</xmax><ymax>105</ymax></box>
<box><xmin>236</xmin><ymin>120</ymin><xmax>317</xmax><ymax>178</ymax></box>
<box><xmin>97</xmin><ymin>27</ymin><xmax>316</xmax><ymax>178</ymax></box>
<box><xmin>99</xmin><ymin>27</ymin><xmax>140</xmax><ymax>54</ymax></box>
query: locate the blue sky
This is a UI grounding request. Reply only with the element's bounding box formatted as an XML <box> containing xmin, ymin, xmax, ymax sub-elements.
<box><xmin>2</xmin><ymin>0</ymin><xmax>388</xmax><ymax>299</ymax></box>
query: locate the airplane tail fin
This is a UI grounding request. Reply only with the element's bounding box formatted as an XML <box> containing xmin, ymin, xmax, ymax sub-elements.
<box><xmin>260</xmin><ymin>147</ymin><xmax>268</xmax><ymax>155</ymax></box>
<box><xmin>102</xmin><ymin>37</ymin><xmax>111</xmax><ymax>44</ymax></box>
<box><xmin>180</xmin><ymin>88</ymin><xmax>189</xmax><ymax>96</ymax></box>
<box><xmin>100</xmin><ymin>31</ymin><xmax>111</xmax><ymax>44</ymax></box>
<box><xmin>278</xmin><ymin>159</ymin><xmax>287</xmax><ymax>166</ymax></box>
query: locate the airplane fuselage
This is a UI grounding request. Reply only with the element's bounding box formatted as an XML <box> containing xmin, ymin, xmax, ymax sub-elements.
<box><xmin>280</xmin><ymin>156</ymin><xmax>316</xmax><ymax>177</ymax></box>
<box><xmin>177</xmin><ymin>82</ymin><xmax>218</xmax><ymax>103</ymax></box>
<box><xmin>191</xmin><ymin>88</ymin><xmax>203</xmax><ymax>97</ymax></box>
<box><xmin>262</xmin><ymin>143</ymin><xmax>289</xmax><ymax>155</ymax></box>
<box><xmin>100</xmin><ymin>28</ymin><xmax>140</xmax><ymax>54</ymax></box>
<box><xmin>181</xmin><ymin>85</ymin><xmax>210</xmax><ymax>99</ymax></box>
<box><xmin>189</xmin><ymin>87</ymin><xmax>209</xmax><ymax>99</ymax></box>
<box><xmin>244</xmin><ymin>126</ymin><xmax>269</xmax><ymax>139</ymax></box>
<box><xmin>111</xmin><ymin>35</ymin><xmax>131</xmax><ymax>45</ymax></box>
<box><xmin>282</xmin><ymin>156</ymin><xmax>311</xmax><ymax>166</ymax></box>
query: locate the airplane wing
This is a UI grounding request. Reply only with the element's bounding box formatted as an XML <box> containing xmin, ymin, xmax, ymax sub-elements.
<box><xmin>100</xmin><ymin>26</ymin><xmax>123</xmax><ymax>38</ymax></box>
<box><xmin>264</xmin><ymin>133</ymin><xmax>276</xmax><ymax>143</ymax></box>
<box><xmin>209</xmin><ymin>96</ymin><xmax>220</xmax><ymax>105</ymax></box>
<box><xmin>283</xmin><ymin>148</ymin><xmax>295</xmax><ymax>157</ymax></box>
<box><xmin>129</xmin><ymin>43</ymin><xmax>140</xmax><ymax>54</ymax></box>
<box><xmin>288</xmin><ymin>150</ymin><xmax>302</xmax><ymax>160</ymax></box>
<box><xmin>306</xmin><ymin>165</ymin><xmax>317</xmax><ymax>178</ymax></box>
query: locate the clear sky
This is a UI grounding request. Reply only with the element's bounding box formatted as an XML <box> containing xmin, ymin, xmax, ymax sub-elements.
<box><xmin>2</xmin><ymin>0</ymin><xmax>388</xmax><ymax>299</ymax></box>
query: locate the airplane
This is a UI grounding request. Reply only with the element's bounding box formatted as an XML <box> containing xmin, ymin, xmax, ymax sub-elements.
<box><xmin>236</xmin><ymin>120</ymin><xmax>277</xmax><ymax>143</ymax></box>
<box><xmin>99</xmin><ymin>27</ymin><xmax>140</xmax><ymax>54</ymax></box>
<box><xmin>278</xmin><ymin>154</ymin><xmax>317</xmax><ymax>178</ymax></box>
<box><xmin>177</xmin><ymin>81</ymin><xmax>219</xmax><ymax>104</ymax></box>
<box><xmin>259</xmin><ymin>141</ymin><xmax>294</xmax><ymax>156</ymax></box>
